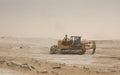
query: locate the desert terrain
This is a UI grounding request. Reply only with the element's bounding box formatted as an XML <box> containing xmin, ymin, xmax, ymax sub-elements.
<box><xmin>0</xmin><ymin>37</ymin><xmax>120</xmax><ymax>75</ymax></box>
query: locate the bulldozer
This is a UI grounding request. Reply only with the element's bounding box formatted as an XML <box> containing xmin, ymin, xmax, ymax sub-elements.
<box><xmin>50</xmin><ymin>35</ymin><xmax>96</xmax><ymax>55</ymax></box>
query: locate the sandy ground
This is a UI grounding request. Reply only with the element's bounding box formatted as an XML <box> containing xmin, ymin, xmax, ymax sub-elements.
<box><xmin>0</xmin><ymin>37</ymin><xmax>120</xmax><ymax>75</ymax></box>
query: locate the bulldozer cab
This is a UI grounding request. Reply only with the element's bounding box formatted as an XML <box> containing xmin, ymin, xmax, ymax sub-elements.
<box><xmin>70</xmin><ymin>36</ymin><xmax>82</xmax><ymax>46</ymax></box>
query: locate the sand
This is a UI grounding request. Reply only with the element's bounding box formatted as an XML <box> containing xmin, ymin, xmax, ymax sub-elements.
<box><xmin>0</xmin><ymin>37</ymin><xmax>120</xmax><ymax>75</ymax></box>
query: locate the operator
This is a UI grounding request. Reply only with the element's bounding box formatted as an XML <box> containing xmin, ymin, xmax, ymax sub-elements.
<box><xmin>91</xmin><ymin>41</ymin><xmax>96</xmax><ymax>54</ymax></box>
<box><xmin>64</xmin><ymin>34</ymin><xmax>67</xmax><ymax>41</ymax></box>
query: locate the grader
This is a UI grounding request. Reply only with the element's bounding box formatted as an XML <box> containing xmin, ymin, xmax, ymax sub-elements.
<box><xmin>50</xmin><ymin>35</ymin><xmax>96</xmax><ymax>55</ymax></box>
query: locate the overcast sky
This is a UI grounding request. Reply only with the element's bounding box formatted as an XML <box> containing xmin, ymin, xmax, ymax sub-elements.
<box><xmin>0</xmin><ymin>0</ymin><xmax>120</xmax><ymax>40</ymax></box>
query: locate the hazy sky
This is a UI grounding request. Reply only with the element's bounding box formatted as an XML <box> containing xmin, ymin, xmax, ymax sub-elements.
<box><xmin>0</xmin><ymin>0</ymin><xmax>120</xmax><ymax>40</ymax></box>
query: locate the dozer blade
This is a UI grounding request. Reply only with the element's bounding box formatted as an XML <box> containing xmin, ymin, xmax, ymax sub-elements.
<box><xmin>50</xmin><ymin>45</ymin><xmax>59</xmax><ymax>54</ymax></box>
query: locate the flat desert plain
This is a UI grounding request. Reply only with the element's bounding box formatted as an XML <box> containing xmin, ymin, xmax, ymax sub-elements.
<box><xmin>0</xmin><ymin>37</ymin><xmax>120</xmax><ymax>75</ymax></box>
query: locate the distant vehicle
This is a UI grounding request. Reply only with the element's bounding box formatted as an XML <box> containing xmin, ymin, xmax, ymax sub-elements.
<box><xmin>50</xmin><ymin>35</ymin><xmax>96</xmax><ymax>55</ymax></box>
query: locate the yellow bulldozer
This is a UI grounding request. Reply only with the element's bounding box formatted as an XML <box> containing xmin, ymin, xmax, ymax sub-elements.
<box><xmin>50</xmin><ymin>35</ymin><xmax>96</xmax><ymax>55</ymax></box>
